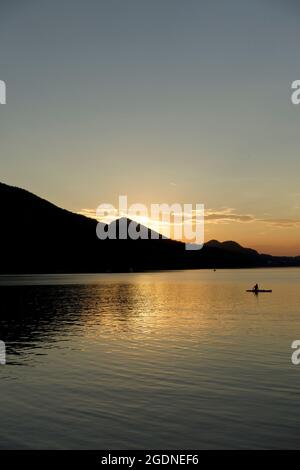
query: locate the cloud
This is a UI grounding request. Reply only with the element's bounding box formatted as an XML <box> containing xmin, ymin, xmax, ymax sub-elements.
<box><xmin>78</xmin><ymin>208</ymin><xmax>97</xmax><ymax>217</ymax></box>
<box><xmin>204</xmin><ymin>208</ymin><xmax>255</xmax><ymax>224</ymax></box>
<box><xmin>205</xmin><ymin>213</ymin><xmax>254</xmax><ymax>223</ymax></box>
<box><xmin>205</xmin><ymin>209</ymin><xmax>300</xmax><ymax>228</ymax></box>
<box><xmin>258</xmin><ymin>218</ymin><xmax>300</xmax><ymax>228</ymax></box>
<box><xmin>77</xmin><ymin>206</ymin><xmax>300</xmax><ymax>230</ymax></box>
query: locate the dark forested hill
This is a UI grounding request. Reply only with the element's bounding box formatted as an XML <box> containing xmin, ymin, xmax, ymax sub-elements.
<box><xmin>0</xmin><ymin>182</ymin><xmax>299</xmax><ymax>273</ymax></box>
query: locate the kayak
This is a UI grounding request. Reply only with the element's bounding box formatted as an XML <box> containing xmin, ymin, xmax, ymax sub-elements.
<box><xmin>246</xmin><ymin>289</ymin><xmax>272</xmax><ymax>293</ymax></box>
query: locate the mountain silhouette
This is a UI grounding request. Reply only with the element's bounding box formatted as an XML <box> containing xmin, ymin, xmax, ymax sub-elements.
<box><xmin>0</xmin><ymin>182</ymin><xmax>299</xmax><ymax>273</ymax></box>
<box><xmin>205</xmin><ymin>240</ymin><xmax>258</xmax><ymax>256</ymax></box>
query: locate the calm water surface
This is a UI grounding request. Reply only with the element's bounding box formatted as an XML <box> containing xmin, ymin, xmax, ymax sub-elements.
<box><xmin>0</xmin><ymin>268</ymin><xmax>300</xmax><ymax>449</ymax></box>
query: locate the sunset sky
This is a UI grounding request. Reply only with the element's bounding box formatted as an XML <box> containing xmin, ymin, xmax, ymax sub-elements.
<box><xmin>1</xmin><ymin>0</ymin><xmax>300</xmax><ymax>255</ymax></box>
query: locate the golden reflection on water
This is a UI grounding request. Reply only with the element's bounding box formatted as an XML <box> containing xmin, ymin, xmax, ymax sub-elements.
<box><xmin>1</xmin><ymin>269</ymin><xmax>300</xmax><ymax>449</ymax></box>
<box><xmin>79</xmin><ymin>271</ymin><xmax>298</xmax><ymax>345</ymax></box>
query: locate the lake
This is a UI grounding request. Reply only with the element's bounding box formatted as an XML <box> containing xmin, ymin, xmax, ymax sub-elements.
<box><xmin>0</xmin><ymin>268</ymin><xmax>300</xmax><ymax>449</ymax></box>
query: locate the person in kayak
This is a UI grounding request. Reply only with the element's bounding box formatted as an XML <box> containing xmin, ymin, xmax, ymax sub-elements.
<box><xmin>253</xmin><ymin>283</ymin><xmax>259</xmax><ymax>292</ymax></box>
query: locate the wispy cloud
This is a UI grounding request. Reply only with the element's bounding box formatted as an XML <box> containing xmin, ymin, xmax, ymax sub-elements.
<box><xmin>78</xmin><ymin>208</ymin><xmax>97</xmax><ymax>218</ymax></box>
<box><xmin>77</xmin><ymin>206</ymin><xmax>300</xmax><ymax>230</ymax></box>
<box><xmin>258</xmin><ymin>218</ymin><xmax>300</xmax><ymax>228</ymax></box>
<box><xmin>204</xmin><ymin>209</ymin><xmax>300</xmax><ymax>228</ymax></box>
<box><xmin>204</xmin><ymin>208</ymin><xmax>254</xmax><ymax>224</ymax></box>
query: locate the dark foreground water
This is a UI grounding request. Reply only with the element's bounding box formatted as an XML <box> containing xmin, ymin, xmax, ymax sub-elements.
<box><xmin>0</xmin><ymin>268</ymin><xmax>300</xmax><ymax>449</ymax></box>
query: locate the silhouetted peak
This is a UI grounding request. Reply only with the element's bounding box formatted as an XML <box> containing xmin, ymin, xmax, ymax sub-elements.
<box><xmin>206</xmin><ymin>239</ymin><xmax>258</xmax><ymax>255</ymax></box>
<box><xmin>0</xmin><ymin>181</ymin><xmax>299</xmax><ymax>273</ymax></box>
<box><xmin>108</xmin><ymin>217</ymin><xmax>165</xmax><ymax>239</ymax></box>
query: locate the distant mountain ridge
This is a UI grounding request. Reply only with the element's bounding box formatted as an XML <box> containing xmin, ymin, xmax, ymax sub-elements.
<box><xmin>205</xmin><ymin>239</ymin><xmax>259</xmax><ymax>256</ymax></box>
<box><xmin>0</xmin><ymin>182</ymin><xmax>299</xmax><ymax>273</ymax></box>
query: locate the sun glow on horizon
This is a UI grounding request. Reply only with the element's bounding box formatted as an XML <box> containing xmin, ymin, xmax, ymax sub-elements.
<box><xmin>77</xmin><ymin>207</ymin><xmax>300</xmax><ymax>256</ymax></box>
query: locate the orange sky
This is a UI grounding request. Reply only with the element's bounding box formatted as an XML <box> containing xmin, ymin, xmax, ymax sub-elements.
<box><xmin>78</xmin><ymin>207</ymin><xmax>300</xmax><ymax>257</ymax></box>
